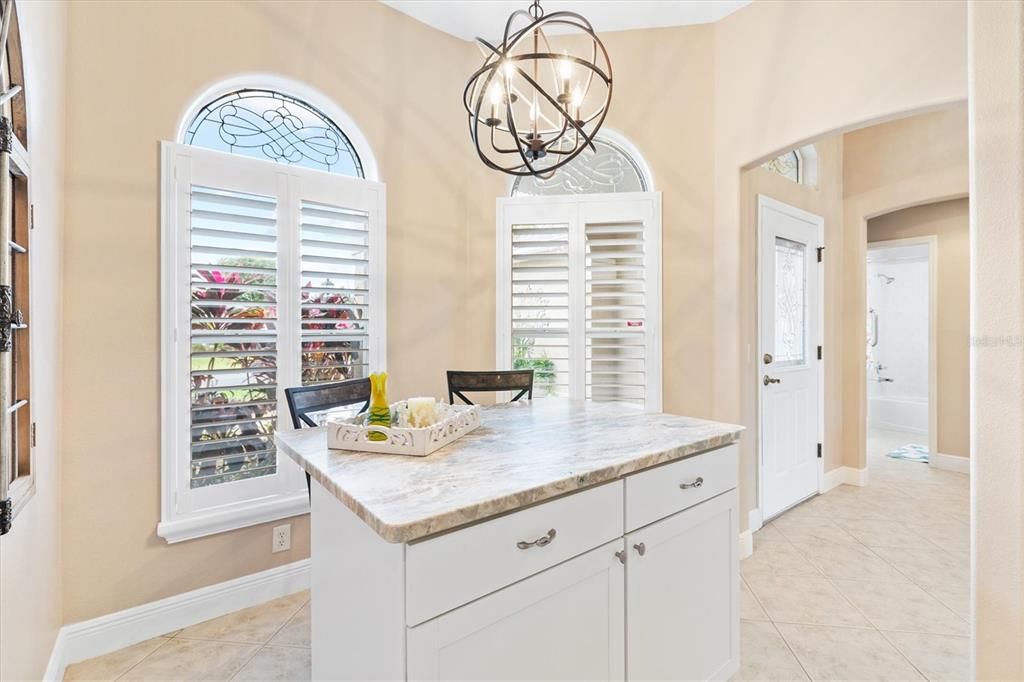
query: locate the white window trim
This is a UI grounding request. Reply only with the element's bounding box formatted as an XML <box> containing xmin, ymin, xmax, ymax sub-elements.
<box><xmin>495</xmin><ymin>192</ymin><xmax>662</xmax><ymax>412</ymax></box>
<box><xmin>158</xmin><ymin>142</ymin><xmax>387</xmax><ymax>543</ymax></box>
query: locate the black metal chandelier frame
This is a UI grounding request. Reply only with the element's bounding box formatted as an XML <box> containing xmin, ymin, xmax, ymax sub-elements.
<box><xmin>463</xmin><ymin>0</ymin><xmax>613</xmax><ymax>178</ymax></box>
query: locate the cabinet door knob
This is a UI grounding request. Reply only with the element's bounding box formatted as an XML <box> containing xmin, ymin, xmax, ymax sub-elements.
<box><xmin>517</xmin><ymin>528</ymin><xmax>556</xmax><ymax>549</ymax></box>
<box><xmin>633</xmin><ymin>542</ymin><xmax>646</xmax><ymax>556</ymax></box>
<box><xmin>680</xmin><ymin>476</ymin><xmax>704</xmax><ymax>490</ymax></box>
<box><xmin>614</xmin><ymin>550</ymin><xmax>626</xmax><ymax>565</ymax></box>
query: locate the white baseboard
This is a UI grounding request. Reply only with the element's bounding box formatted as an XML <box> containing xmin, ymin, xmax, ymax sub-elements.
<box><xmin>738</xmin><ymin>530</ymin><xmax>753</xmax><ymax>560</ymax></box>
<box><xmin>821</xmin><ymin>466</ymin><xmax>869</xmax><ymax>493</ymax></box>
<box><xmin>43</xmin><ymin>628</ymin><xmax>67</xmax><ymax>682</ymax></box>
<box><xmin>932</xmin><ymin>452</ymin><xmax>970</xmax><ymax>473</ymax></box>
<box><xmin>45</xmin><ymin>559</ymin><xmax>310</xmax><ymax>680</ymax></box>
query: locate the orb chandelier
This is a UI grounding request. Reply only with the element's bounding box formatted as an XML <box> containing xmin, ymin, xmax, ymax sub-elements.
<box><xmin>463</xmin><ymin>0</ymin><xmax>613</xmax><ymax>178</ymax></box>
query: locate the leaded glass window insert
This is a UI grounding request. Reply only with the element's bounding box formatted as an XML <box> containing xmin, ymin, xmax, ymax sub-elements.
<box><xmin>512</xmin><ymin>138</ymin><xmax>647</xmax><ymax>196</ymax></box>
<box><xmin>773</xmin><ymin>236</ymin><xmax>807</xmax><ymax>366</ymax></box>
<box><xmin>763</xmin><ymin>151</ymin><xmax>800</xmax><ymax>183</ymax></box>
<box><xmin>184</xmin><ymin>89</ymin><xmax>364</xmax><ymax>176</ymax></box>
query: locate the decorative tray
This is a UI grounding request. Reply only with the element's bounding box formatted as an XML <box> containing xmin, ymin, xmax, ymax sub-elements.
<box><xmin>326</xmin><ymin>402</ymin><xmax>481</xmax><ymax>457</ymax></box>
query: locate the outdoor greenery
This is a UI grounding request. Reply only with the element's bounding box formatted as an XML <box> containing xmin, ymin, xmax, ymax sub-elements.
<box><xmin>513</xmin><ymin>336</ymin><xmax>558</xmax><ymax>396</ymax></box>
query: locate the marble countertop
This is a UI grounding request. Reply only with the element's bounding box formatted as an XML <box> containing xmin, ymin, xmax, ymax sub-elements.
<box><xmin>276</xmin><ymin>399</ymin><xmax>743</xmax><ymax>543</ymax></box>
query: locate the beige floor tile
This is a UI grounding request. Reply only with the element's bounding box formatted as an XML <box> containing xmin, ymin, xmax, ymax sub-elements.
<box><xmin>924</xmin><ymin>583</ymin><xmax>971</xmax><ymax>621</ymax></box>
<box><xmin>744</xmin><ymin>573</ymin><xmax>871</xmax><ymax>628</ymax></box>
<box><xmin>119</xmin><ymin>638</ymin><xmax>258</xmax><ymax>681</ymax></box>
<box><xmin>791</xmin><ymin>540</ymin><xmax>911</xmax><ymax>582</ymax></box>
<box><xmin>884</xmin><ymin>631</ymin><xmax>970</xmax><ymax>681</ymax></box>
<box><xmin>833</xmin><ymin>518</ymin><xmax>942</xmax><ymax>550</ymax></box>
<box><xmin>777</xmin><ymin>623</ymin><xmax>924</xmax><ymax>680</ymax></box>
<box><xmin>231</xmin><ymin>645</ymin><xmax>311</xmax><ymax>681</ymax></box>
<box><xmin>903</xmin><ymin>519</ymin><xmax>970</xmax><ymax>554</ymax></box>
<box><xmin>742</xmin><ymin>541</ymin><xmax>821</xmax><ymax>580</ymax></box>
<box><xmin>773</xmin><ymin>516</ymin><xmax>858</xmax><ymax>545</ymax></box>
<box><xmin>831</xmin><ymin>580</ymin><xmax>968</xmax><ymax>636</ymax></box>
<box><xmin>63</xmin><ymin>638</ymin><xmax>169</xmax><ymax>681</ymax></box>
<box><xmin>270</xmin><ymin>602</ymin><xmax>311</xmax><ymax>647</ymax></box>
<box><xmin>741</xmin><ymin>578</ymin><xmax>770</xmax><ymax>622</ymax></box>
<box><xmin>176</xmin><ymin>592</ymin><xmax>308</xmax><ymax>644</ymax></box>
<box><xmin>753</xmin><ymin>523</ymin><xmax>788</xmax><ymax>548</ymax></box>
<box><xmin>869</xmin><ymin>546</ymin><xmax>970</xmax><ymax>593</ymax></box>
<box><xmin>732</xmin><ymin>621</ymin><xmax>808</xmax><ymax>681</ymax></box>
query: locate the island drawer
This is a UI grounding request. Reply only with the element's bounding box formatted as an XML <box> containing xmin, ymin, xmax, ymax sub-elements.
<box><xmin>625</xmin><ymin>444</ymin><xmax>738</xmax><ymax>531</ymax></box>
<box><xmin>406</xmin><ymin>480</ymin><xmax>624</xmax><ymax>626</ymax></box>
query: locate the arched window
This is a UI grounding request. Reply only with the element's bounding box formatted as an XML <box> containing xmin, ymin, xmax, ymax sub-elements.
<box><xmin>511</xmin><ymin>133</ymin><xmax>651</xmax><ymax>196</ymax></box>
<box><xmin>761</xmin><ymin>144</ymin><xmax>819</xmax><ymax>186</ymax></box>
<box><xmin>161</xmin><ymin>79</ymin><xmax>385</xmax><ymax>542</ymax></box>
<box><xmin>183</xmin><ymin>88</ymin><xmax>364</xmax><ymax>177</ymax></box>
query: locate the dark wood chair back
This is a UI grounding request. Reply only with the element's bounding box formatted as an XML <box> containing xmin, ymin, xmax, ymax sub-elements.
<box><xmin>446</xmin><ymin>370</ymin><xmax>534</xmax><ymax>405</ymax></box>
<box><xmin>285</xmin><ymin>378</ymin><xmax>372</xmax><ymax>428</ymax></box>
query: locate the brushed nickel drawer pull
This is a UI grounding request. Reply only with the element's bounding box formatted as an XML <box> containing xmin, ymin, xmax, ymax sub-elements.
<box><xmin>615</xmin><ymin>550</ymin><xmax>626</xmax><ymax>565</ymax></box>
<box><xmin>517</xmin><ymin>528</ymin><xmax>556</xmax><ymax>549</ymax></box>
<box><xmin>679</xmin><ymin>477</ymin><xmax>704</xmax><ymax>490</ymax></box>
<box><xmin>634</xmin><ymin>542</ymin><xmax>646</xmax><ymax>556</ymax></box>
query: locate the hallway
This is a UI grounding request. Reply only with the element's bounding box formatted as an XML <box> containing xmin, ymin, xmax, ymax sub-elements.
<box><xmin>735</xmin><ymin>436</ymin><xmax>969</xmax><ymax>680</ymax></box>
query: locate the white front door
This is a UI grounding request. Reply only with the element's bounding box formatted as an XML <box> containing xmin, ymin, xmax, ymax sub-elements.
<box><xmin>758</xmin><ymin>196</ymin><xmax>822</xmax><ymax>520</ymax></box>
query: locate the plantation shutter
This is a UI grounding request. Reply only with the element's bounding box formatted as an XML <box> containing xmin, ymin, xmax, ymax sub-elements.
<box><xmin>189</xmin><ymin>185</ymin><xmax>281</xmax><ymax>489</ymax></box>
<box><xmin>163</xmin><ymin>143</ymin><xmax>386</xmax><ymax>534</ymax></box>
<box><xmin>497</xmin><ymin>194</ymin><xmax>661</xmax><ymax>411</ymax></box>
<box><xmin>585</xmin><ymin>220</ymin><xmax>648</xmax><ymax>405</ymax></box>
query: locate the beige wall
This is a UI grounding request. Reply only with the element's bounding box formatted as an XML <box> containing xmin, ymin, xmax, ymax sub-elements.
<box><xmin>713</xmin><ymin>0</ymin><xmax>967</xmax><ymax>525</ymax></box>
<box><xmin>738</xmin><ymin>136</ymin><xmax>845</xmax><ymax>495</ymax></box>
<box><xmin>842</xmin><ymin>107</ymin><xmax>968</xmax><ymax>469</ymax></box>
<box><xmin>61</xmin><ymin>0</ymin><xmax>481</xmax><ymax>623</ymax></box>
<box><xmin>868</xmin><ymin>199</ymin><xmax>970</xmax><ymax>458</ymax></box>
<box><xmin>969</xmin><ymin>1</ymin><xmax>1024</xmax><ymax>675</ymax></box>
<box><xmin>0</xmin><ymin>1</ymin><xmax>68</xmax><ymax>679</ymax></box>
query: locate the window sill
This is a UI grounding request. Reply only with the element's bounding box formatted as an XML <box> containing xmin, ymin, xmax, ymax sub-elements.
<box><xmin>157</xmin><ymin>491</ymin><xmax>309</xmax><ymax>544</ymax></box>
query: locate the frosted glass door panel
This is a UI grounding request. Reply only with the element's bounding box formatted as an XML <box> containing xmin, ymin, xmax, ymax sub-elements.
<box><xmin>773</xmin><ymin>237</ymin><xmax>807</xmax><ymax>367</ymax></box>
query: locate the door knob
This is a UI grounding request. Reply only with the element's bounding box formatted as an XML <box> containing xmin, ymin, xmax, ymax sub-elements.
<box><xmin>763</xmin><ymin>353</ymin><xmax>774</xmax><ymax>365</ymax></box>
<box><xmin>763</xmin><ymin>375</ymin><xmax>781</xmax><ymax>386</ymax></box>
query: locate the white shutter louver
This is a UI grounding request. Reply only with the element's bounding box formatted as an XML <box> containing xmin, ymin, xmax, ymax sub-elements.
<box><xmin>189</xmin><ymin>186</ymin><xmax>279</xmax><ymax>488</ymax></box>
<box><xmin>585</xmin><ymin>221</ymin><xmax>647</xmax><ymax>406</ymax></box>
<box><xmin>511</xmin><ymin>223</ymin><xmax>571</xmax><ymax>397</ymax></box>
<box><xmin>300</xmin><ymin>200</ymin><xmax>371</xmax><ymax>387</ymax></box>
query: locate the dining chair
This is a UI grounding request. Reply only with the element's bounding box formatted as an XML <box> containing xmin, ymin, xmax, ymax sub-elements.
<box><xmin>285</xmin><ymin>377</ymin><xmax>372</xmax><ymax>429</ymax></box>
<box><xmin>285</xmin><ymin>378</ymin><xmax>372</xmax><ymax>502</ymax></box>
<box><xmin>446</xmin><ymin>369</ymin><xmax>534</xmax><ymax>405</ymax></box>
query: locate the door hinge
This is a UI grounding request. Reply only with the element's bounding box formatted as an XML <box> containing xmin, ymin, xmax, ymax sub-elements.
<box><xmin>817</xmin><ymin>345</ymin><xmax>823</xmax><ymax>360</ymax></box>
<box><xmin>816</xmin><ymin>246</ymin><xmax>824</xmax><ymax>262</ymax></box>
<box><xmin>30</xmin><ymin>203</ymin><xmax>34</xmax><ymax>230</ymax></box>
<box><xmin>817</xmin><ymin>442</ymin><xmax>823</xmax><ymax>459</ymax></box>
<box><xmin>0</xmin><ymin>497</ymin><xmax>11</xmax><ymax>536</ymax></box>
<box><xmin>31</xmin><ymin>421</ymin><xmax>36</xmax><ymax>447</ymax></box>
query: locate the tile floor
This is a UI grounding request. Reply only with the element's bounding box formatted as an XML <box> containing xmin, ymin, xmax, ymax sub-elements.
<box><xmin>65</xmin><ymin>428</ymin><xmax>969</xmax><ymax>681</ymax></box>
<box><xmin>734</xmin><ymin>428</ymin><xmax>970</xmax><ymax>681</ymax></box>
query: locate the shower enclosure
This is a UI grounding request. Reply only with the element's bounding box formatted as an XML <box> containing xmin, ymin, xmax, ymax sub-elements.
<box><xmin>866</xmin><ymin>243</ymin><xmax>931</xmax><ymax>442</ymax></box>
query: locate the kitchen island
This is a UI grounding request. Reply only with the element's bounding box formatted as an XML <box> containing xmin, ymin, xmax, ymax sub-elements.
<box><xmin>277</xmin><ymin>399</ymin><xmax>744</xmax><ymax>681</ymax></box>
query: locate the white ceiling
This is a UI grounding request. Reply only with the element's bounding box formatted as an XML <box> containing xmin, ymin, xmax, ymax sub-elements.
<box><xmin>381</xmin><ymin>1</ymin><xmax>752</xmax><ymax>42</ymax></box>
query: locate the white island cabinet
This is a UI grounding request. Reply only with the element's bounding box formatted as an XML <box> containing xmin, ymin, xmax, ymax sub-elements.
<box><xmin>276</xmin><ymin>399</ymin><xmax>743</xmax><ymax>682</ymax></box>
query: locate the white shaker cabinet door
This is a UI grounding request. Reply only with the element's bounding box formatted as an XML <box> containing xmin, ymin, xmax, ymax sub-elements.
<box><xmin>407</xmin><ymin>540</ymin><xmax>626</xmax><ymax>682</ymax></box>
<box><xmin>626</xmin><ymin>490</ymin><xmax>740</xmax><ymax>681</ymax></box>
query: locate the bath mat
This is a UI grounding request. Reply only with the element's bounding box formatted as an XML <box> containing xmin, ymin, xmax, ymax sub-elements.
<box><xmin>886</xmin><ymin>443</ymin><xmax>929</xmax><ymax>463</ymax></box>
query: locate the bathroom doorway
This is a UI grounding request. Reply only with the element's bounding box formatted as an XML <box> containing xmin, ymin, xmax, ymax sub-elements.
<box><xmin>865</xmin><ymin>237</ymin><xmax>937</xmax><ymax>467</ymax></box>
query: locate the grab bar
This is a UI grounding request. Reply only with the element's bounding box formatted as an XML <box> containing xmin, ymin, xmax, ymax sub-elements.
<box><xmin>868</xmin><ymin>308</ymin><xmax>879</xmax><ymax>348</ymax></box>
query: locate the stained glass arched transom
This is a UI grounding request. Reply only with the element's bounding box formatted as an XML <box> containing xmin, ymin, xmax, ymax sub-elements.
<box><xmin>511</xmin><ymin>137</ymin><xmax>649</xmax><ymax>196</ymax></box>
<box><xmin>761</xmin><ymin>144</ymin><xmax>819</xmax><ymax>186</ymax></box>
<box><xmin>184</xmin><ymin>88</ymin><xmax>364</xmax><ymax>177</ymax></box>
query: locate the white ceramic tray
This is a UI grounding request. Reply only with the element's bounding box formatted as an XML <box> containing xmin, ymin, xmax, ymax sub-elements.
<box><xmin>326</xmin><ymin>403</ymin><xmax>481</xmax><ymax>457</ymax></box>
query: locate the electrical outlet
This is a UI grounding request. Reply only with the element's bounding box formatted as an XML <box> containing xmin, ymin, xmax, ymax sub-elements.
<box><xmin>272</xmin><ymin>524</ymin><xmax>291</xmax><ymax>553</ymax></box>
